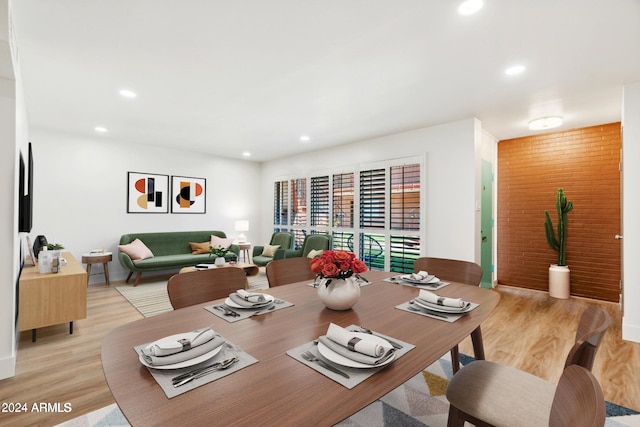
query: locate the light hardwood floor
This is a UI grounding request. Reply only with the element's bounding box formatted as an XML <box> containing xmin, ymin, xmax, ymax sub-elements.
<box><xmin>1</xmin><ymin>281</ymin><xmax>638</xmax><ymax>427</ymax></box>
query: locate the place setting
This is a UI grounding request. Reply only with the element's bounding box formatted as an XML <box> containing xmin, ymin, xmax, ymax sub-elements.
<box><xmin>396</xmin><ymin>289</ymin><xmax>478</xmax><ymax>322</ymax></box>
<box><xmin>204</xmin><ymin>289</ymin><xmax>294</xmax><ymax>322</ymax></box>
<box><xmin>385</xmin><ymin>270</ymin><xmax>450</xmax><ymax>290</ymax></box>
<box><xmin>287</xmin><ymin>323</ymin><xmax>415</xmax><ymax>389</ymax></box>
<box><xmin>133</xmin><ymin>325</ymin><xmax>258</xmax><ymax>398</ymax></box>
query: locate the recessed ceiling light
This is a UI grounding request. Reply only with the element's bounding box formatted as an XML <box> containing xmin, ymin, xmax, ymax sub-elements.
<box><xmin>300</xmin><ymin>135</ymin><xmax>311</xmax><ymax>142</ymax></box>
<box><xmin>505</xmin><ymin>65</ymin><xmax>526</xmax><ymax>76</ymax></box>
<box><xmin>529</xmin><ymin>117</ymin><xmax>563</xmax><ymax>130</ymax></box>
<box><xmin>242</xmin><ymin>151</ymin><xmax>251</xmax><ymax>157</ymax></box>
<box><xmin>94</xmin><ymin>126</ymin><xmax>107</xmax><ymax>132</ymax></box>
<box><xmin>458</xmin><ymin>0</ymin><xmax>483</xmax><ymax>15</ymax></box>
<box><xmin>119</xmin><ymin>89</ymin><xmax>137</xmax><ymax>98</ymax></box>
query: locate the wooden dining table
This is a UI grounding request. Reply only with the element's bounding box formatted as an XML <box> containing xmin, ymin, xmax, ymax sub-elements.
<box><xmin>102</xmin><ymin>270</ymin><xmax>500</xmax><ymax>426</ymax></box>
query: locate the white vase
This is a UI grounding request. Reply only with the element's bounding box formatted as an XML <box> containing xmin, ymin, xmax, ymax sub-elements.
<box><xmin>317</xmin><ymin>277</ymin><xmax>361</xmax><ymax>310</ymax></box>
<box><xmin>549</xmin><ymin>264</ymin><xmax>570</xmax><ymax>299</ymax></box>
<box><xmin>215</xmin><ymin>257</ymin><xmax>226</xmax><ymax>266</ymax></box>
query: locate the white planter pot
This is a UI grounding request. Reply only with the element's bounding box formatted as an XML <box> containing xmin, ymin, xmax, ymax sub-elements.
<box><xmin>549</xmin><ymin>264</ymin><xmax>570</xmax><ymax>299</ymax></box>
<box><xmin>317</xmin><ymin>277</ymin><xmax>361</xmax><ymax>310</ymax></box>
<box><xmin>214</xmin><ymin>257</ymin><xmax>226</xmax><ymax>266</ymax></box>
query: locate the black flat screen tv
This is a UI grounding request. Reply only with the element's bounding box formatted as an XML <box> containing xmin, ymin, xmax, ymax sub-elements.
<box><xmin>19</xmin><ymin>142</ymin><xmax>33</xmax><ymax>233</ymax></box>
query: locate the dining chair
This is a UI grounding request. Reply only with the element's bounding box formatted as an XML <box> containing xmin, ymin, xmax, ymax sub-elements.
<box><xmin>413</xmin><ymin>257</ymin><xmax>483</xmax><ymax>373</ymax></box>
<box><xmin>167</xmin><ymin>267</ymin><xmax>248</xmax><ymax>309</ymax></box>
<box><xmin>266</xmin><ymin>257</ymin><xmax>316</xmax><ymax>287</ymax></box>
<box><xmin>446</xmin><ymin>363</ymin><xmax>606</xmax><ymax>427</ymax></box>
<box><xmin>445</xmin><ymin>305</ymin><xmax>610</xmax><ymax>427</ymax></box>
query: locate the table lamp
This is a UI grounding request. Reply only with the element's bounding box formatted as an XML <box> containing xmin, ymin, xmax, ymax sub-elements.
<box><xmin>235</xmin><ymin>220</ymin><xmax>249</xmax><ymax>243</ymax></box>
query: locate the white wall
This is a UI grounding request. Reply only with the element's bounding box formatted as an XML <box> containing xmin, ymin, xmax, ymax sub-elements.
<box><xmin>622</xmin><ymin>82</ymin><xmax>640</xmax><ymax>343</ymax></box>
<box><xmin>27</xmin><ymin>129</ymin><xmax>262</xmax><ymax>283</ymax></box>
<box><xmin>259</xmin><ymin>118</ymin><xmax>482</xmax><ymax>263</ymax></box>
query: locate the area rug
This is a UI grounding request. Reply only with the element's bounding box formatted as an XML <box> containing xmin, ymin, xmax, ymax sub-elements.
<box><xmin>55</xmin><ymin>354</ymin><xmax>640</xmax><ymax>427</ymax></box>
<box><xmin>115</xmin><ymin>272</ymin><xmax>270</xmax><ymax>318</ymax></box>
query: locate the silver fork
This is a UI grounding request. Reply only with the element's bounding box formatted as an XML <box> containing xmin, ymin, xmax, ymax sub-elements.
<box><xmin>172</xmin><ymin>357</ymin><xmax>239</xmax><ymax>387</ymax></box>
<box><xmin>301</xmin><ymin>351</ymin><xmax>350</xmax><ymax>379</ymax></box>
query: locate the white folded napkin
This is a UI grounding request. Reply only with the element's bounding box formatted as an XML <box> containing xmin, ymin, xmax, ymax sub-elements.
<box><xmin>417</xmin><ymin>289</ymin><xmax>467</xmax><ymax>308</ymax></box>
<box><xmin>319</xmin><ymin>323</ymin><xmax>395</xmax><ymax>365</ymax></box>
<box><xmin>141</xmin><ymin>327</ymin><xmax>225</xmax><ymax>366</ymax></box>
<box><xmin>237</xmin><ymin>289</ymin><xmax>267</xmax><ymax>303</ymax></box>
<box><xmin>228</xmin><ymin>292</ymin><xmax>272</xmax><ymax>308</ymax></box>
<box><xmin>411</xmin><ymin>270</ymin><xmax>430</xmax><ymax>280</ymax></box>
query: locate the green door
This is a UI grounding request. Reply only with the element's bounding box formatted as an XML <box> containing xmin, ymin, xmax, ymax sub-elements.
<box><xmin>480</xmin><ymin>160</ymin><xmax>493</xmax><ymax>288</ymax></box>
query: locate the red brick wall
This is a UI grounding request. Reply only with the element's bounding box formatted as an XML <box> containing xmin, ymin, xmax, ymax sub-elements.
<box><xmin>497</xmin><ymin>123</ymin><xmax>621</xmax><ymax>302</ymax></box>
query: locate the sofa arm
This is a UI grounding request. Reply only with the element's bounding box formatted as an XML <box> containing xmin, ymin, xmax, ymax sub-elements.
<box><xmin>284</xmin><ymin>249</ymin><xmax>303</xmax><ymax>259</ymax></box>
<box><xmin>118</xmin><ymin>251</ymin><xmax>137</xmax><ymax>271</ymax></box>
<box><xmin>273</xmin><ymin>248</ymin><xmax>287</xmax><ymax>261</ymax></box>
<box><xmin>228</xmin><ymin>244</ymin><xmax>241</xmax><ymax>257</ymax></box>
<box><xmin>253</xmin><ymin>245</ymin><xmax>265</xmax><ymax>257</ymax></box>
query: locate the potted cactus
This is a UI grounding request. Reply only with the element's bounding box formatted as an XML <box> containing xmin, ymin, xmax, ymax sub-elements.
<box><xmin>544</xmin><ymin>188</ymin><xmax>573</xmax><ymax>298</ymax></box>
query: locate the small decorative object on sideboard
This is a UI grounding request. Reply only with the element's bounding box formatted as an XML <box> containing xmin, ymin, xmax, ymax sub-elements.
<box><xmin>544</xmin><ymin>188</ymin><xmax>573</xmax><ymax>299</ymax></box>
<box><xmin>38</xmin><ymin>243</ymin><xmax>66</xmax><ymax>274</ymax></box>
<box><xmin>311</xmin><ymin>250</ymin><xmax>368</xmax><ymax>310</ymax></box>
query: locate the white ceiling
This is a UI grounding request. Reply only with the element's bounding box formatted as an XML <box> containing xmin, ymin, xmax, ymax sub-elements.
<box><xmin>9</xmin><ymin>0</ymin><xmax>640</xmax><ymax>161</ymax></box>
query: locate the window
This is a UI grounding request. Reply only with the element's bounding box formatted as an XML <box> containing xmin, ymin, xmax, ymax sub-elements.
<box><xmin>310</xmin><ymin>175</ymin><xmax>329</xmax><ymax>227</ymax></box>
<box><xmin>273</xmin><ymin>157</ymin><xmax>422</xmax><ymax>271</ymax></box>
<box><xmin>291</xmin><ymin>178</ymin><xmax>307</xmax><ymax>227</ymax></box>
<box><xmin>360</xmin><ymin>168</ymin><xmax>386</xmax><ymax>229</ymax></box>
<box><xmin>273</xmin><ymin>180</ymin><xmax>289</xmax><ymax>226</ymax></box>
<box><xmin>391</xmin><ymin>164</ymin><xmax>420</xmax><ymax>230</ymax></box>
<box><xmin>333</xmin><ymin>173</ymin><xmax>354</xmax><ymax>228</ymax></box>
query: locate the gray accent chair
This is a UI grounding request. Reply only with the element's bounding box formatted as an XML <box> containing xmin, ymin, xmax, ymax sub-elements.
<box><xmin>252</xmin><ymin>232</ymin><xmax>294</xmax><ymax>266</ymax></box>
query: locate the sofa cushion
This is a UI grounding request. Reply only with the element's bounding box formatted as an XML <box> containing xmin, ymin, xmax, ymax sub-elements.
<box><xmin>211</xmin><ymin>235</ymin><xmax>234</xmax><ymax>249</ymax></box>
<box><xmin>119</xmin><ymin>238</ymin><xmax>154</xmax><ymax>260</ymax></box>
<box><xmin>262</xmin><ymin>244</ymin><xmax>280</xmax><ymax>257</ymax></box>
<box><xmin>189</xmin><ymin>241</ymin><xmax>211</xmax><ymax>254</ymax></box>
<box><xmin>307</xmin><ymin>249</ymin><xmax>324</xmax><ymax>259</ymax></box>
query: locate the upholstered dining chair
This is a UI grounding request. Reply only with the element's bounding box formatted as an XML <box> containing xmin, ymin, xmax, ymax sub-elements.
<box><xmin>445</xmin><ymin>305</ymin><xmax>610</xmax><ymax>427</ymax></box>
<box><xmin>167</xmin><ymin>267</ymin><xmax>247</xmax><ymax>310</ymax></box>
<box><xmin>252</xmin><ymin>232</ymin><xmax>295</xmax><ymax>267</ymax></box>
<box><xmin>266</xmin><ymin>257</ymin><xmax>316</xmax><ymax>287</ymax></box>
<box><xmin>446</xmin><ymin>364</ymin><xmax>606</xmax><ymax>427</ymax></box>
<box><xmin>414</xmin><ymin>257</ymin><xmax>483</xmax><ymax>373</ymax></box>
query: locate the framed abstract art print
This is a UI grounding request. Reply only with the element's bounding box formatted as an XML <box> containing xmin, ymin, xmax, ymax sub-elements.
<box><xmin>127</xmin><ymin>172</ymin><xmax>169</xmax><ymax>213</ymax></box>
<box><xmin>171</xmin><ymin>175</ymin><xmax>206</xmax><ymax>214</ymax></box>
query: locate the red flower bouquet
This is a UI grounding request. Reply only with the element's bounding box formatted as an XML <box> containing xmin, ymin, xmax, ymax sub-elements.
<box><xmin>310</xmin><ymin>250</ymin><xmax>368</xmax><ymax>286</ymax></box>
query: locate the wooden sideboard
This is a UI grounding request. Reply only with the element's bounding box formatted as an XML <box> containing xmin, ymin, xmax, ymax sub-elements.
<box><xmin>18</xmin><ymin>252</ymin><xmax>87</xmax><ymax>341</ymax></box>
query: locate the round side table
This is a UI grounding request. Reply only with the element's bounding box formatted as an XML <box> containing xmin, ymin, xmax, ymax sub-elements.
<box><xmin>238</xmin><ymin>242</ymin><xmax>251</xmax><ymax>263</ymax></box>
<box><xmin>82</xmin><ymin>252</ymin><xmax>113</xmax><ymax>286</ymax></box>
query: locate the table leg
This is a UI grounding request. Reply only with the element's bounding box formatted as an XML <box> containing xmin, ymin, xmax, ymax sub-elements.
<box><xmin>70</xmin><ymin>321</ymin><xmax>74</xmax><ymax>335</ymax></box>
<box><xmin>31</xmin><ymin>329</ymin><xmax>36</xmax><ymax>342</ymax></box>
<box><xmin>86</xmin><ymin>264</ymin><xmax>92</xmax><ymax>286</ymax></box>
<box><xmin>103</xmin><ymin>262</ymin><xmax>111</xmax><ymax>286</ymax></box>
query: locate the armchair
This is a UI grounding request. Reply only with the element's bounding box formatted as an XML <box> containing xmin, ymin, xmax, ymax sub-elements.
<box><xmin>284</xmin><ymin>234</ymin><xmax>332</xmax><ymax>258</ymax></box>
<box><xmin>252</xmin><ymin>232</ymin><xmax>294</xmax><ymax>266</ymax></box>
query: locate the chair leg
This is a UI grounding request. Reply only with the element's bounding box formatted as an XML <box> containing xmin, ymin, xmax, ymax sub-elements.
<box><xmin>447</xmin><ymin>404</ymin><xmax>467</xmax><ymax>427</ymax></box>
<box><xmin>126</xmin><ymin>271</ymin><xmax>133</xmax><ymax>283</ymax></box>
<box><xmin>451</xmin><ymin>345</ymin><xmax>460</xmax><ymax>374</ymax></box>
<box><xmin>133</xmin><ymin>272</ymin><xmax>142</xmax><ymax>287</ymax></box>
<box><xmin>470</xmin><ymin>326</ymin><xmax>485</xmax><ymax>361</ymax></box>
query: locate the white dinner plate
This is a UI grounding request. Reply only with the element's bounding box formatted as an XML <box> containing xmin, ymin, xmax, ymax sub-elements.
<box><xmin>317</xmin><ymin>333</ymin><xmax>396</xmax><ymax>369</ymax></box>
<box><xmin>413</xmin><ymin>298</ymin><xmax>472</xmax><ymax>314</ymax></box>
<box><xmin>224</xmin><ymin>294</ymin><xmax>274</xmax><ymax>309</ymax></box>
<box><xmin>400</xmin><ymin>274</ymin><xmax>439</xmax><ymax>285</ymax></box>
<box><xmin>138</xmin><ymin>343</ymin><xmax>223</xmax><ymax>370</ymax></box>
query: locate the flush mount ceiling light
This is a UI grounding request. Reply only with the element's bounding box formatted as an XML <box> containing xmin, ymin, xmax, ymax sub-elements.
<box><xmin>505</xmin><ymin>65</ymin><xmax>526</xmax><ymax>76</ymax></box>
<box><xmin>458</xmin><ymin>0</ymin><xmax>483</xmax><ymax>15</ymax></box>
<box><xmin>528</xmin><ymin>117</ymin><xmax>563</xmax><ymax>130</ymax></box>
<box><xmin>299</xmin><ymin>135</ymin><xmax>311</xmax><ymax>142</ymax></box>
<box><xmin>119</xmin><ymin>89</ymin><xmax>137</xmax><ymax>98</ymax></box>
<box><xmin>242</xmin><ymin>151</ymin><xmax>251</xmax><ymax>157</ymax></box>
<box><xmin>94</xmin><ymin>126</ymin><xmax>108</xmax><ymax>132</ymax></box>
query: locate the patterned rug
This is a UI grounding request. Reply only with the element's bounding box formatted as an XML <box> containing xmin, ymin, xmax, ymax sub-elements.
<box><xmin>115</xmin><ymin>271</ymin><xmax>270</xmax><ymax>318</ymax></box>
<box><xmin>55</xmin><ymin>354</ymin><xmax>640</xmax><ymax>427</ymax></box>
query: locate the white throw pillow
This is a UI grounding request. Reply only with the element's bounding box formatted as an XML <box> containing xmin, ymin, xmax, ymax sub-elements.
<box><xmin>261</xmin><ymin>244</ymin><xmax>281</xmax><ymax>258</ymax></box>
<box><xmin>210</xmin><ymin>235</ymin><xmax>233</xmax><ymax>249</ymax></box>
<box><xmin>307</xmin><ymin>249</ymin><xmax>324</xmax><ymax>259</ymax></box>
<box><xmin>118</xmin><ymin>238</ymin><xmax>154</xmax><ymax>260</ymax></box>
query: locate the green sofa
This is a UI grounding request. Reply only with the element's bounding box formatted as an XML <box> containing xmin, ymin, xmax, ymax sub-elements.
<box><xmin>118</xmin><ymin>230</ymin><xmax>239</xmax><ymax>286</ymax></box>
